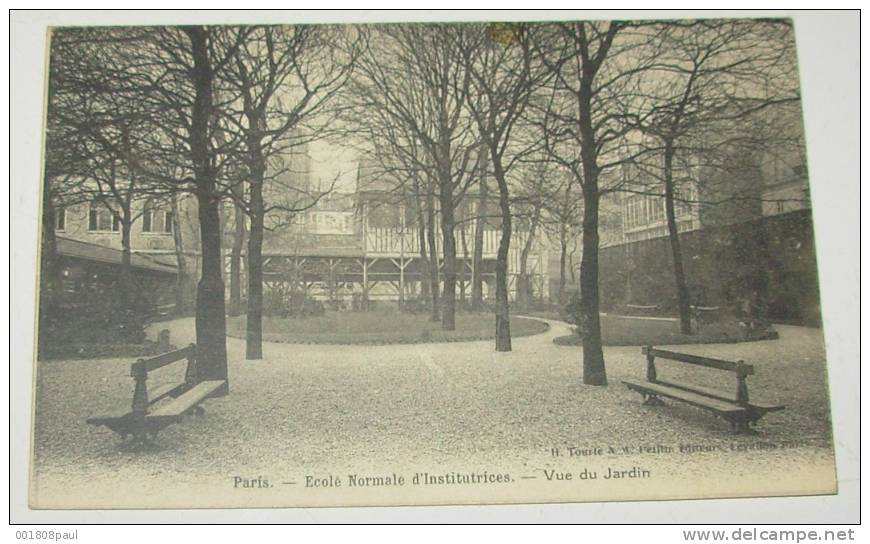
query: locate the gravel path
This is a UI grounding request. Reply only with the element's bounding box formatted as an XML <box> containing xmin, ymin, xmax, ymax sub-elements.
<box><xmin>31</xmin><ymin>317</ymin><xmax>837</xmax><ymax>509</ymax></box>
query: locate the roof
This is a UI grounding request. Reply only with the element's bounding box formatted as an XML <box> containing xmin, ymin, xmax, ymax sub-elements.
<box><xmin>55</xmin><ymin>236</ymin><xmax>178</xmax><ymax>275</ymax></box>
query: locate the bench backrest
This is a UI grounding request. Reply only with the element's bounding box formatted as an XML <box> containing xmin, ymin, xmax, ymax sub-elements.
<box><xmin>131</xmin><ymin>344</ymin><xmax>196</xmax><ymax>376</ymax></box>
<box><xmin>642</xmin><ymin>345</ymin><xmax>752</xmax><ymax>405</ymax></box>
<box><xmin>129</xmin><ymin>344</ymin><xmax>197</xmax><ymax>417</ymax></box>
<box><xmin>642</xmin><ymin>346</ymin><xmax>753</xmax><ymax>377</ymax></box>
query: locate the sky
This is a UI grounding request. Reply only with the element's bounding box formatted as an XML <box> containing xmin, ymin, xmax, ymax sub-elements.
<box><xmin>308</xmin><ymin>139</ymin><xmax>359</xmax><ymax>194</ymax></box>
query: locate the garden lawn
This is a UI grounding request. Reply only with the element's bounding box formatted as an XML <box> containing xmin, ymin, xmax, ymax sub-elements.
<box><xmin>226</xmin><ymin>310</ymin><xmax>549</xmax><ymax>344</ymax></box>
<box><xmin>528</xmin><ymin>312</ymin><xmax>776</xmax><ymax>346</ymax></box>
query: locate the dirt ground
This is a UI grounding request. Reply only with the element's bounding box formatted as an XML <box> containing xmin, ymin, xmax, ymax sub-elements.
<box><xmin>30</xmin><ymin>317</ymin><xmax>837</xmax><ymax>509</ymax></box>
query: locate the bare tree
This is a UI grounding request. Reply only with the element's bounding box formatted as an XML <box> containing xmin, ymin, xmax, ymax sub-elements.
<box><xmin>42</xmin><ymin>30</ymin><xmax>95</xmax><ymax>306</ymax></box>
<box><xmin>51</xmin><ymin>25</ymin><xmax>258</xmax><ymax>382</ymax></box>
<box><xmin>46</xmin><ymin>27</ymin><xmax>170</xmax><ymax>313</ymax></box>
<box><xmin>177</xmin><ymin>26</ymin><xmax>249</xmax><ymax>387</ymax></box>
<box><xmin>539</xmin><ymin>164</ymin><xmax>583</xmax><ymax>303</ymax></box>
<box><xmin>221</xmin><ymin>25</ymin><xmax>359</xmax><ymax>360</ymax></box>
<box><xmin>346</xmin><ymin>84</ymin><xmax>443</xmax><ymax>321</ymax></box>
<box><xmin>513</xmin><ymin>158</ymin><xmax>554</xmax><ymax>308</ymax></box>
<box><xmin>536</xmin><ymin>22</ymin><xmax>652</xmax><ymax>385</ymax></box>
<box><xmin>38</xmin><ymin>29</ymin><xmax>106</xmax><ymax>356</ymax></box>
<box><xmin>627</xmin><ymin>20</ymin><xmax>801</xmax><ymax>333</ymax></box>
<box><xmin>77</xmin><ymin>132</ymin><xmax>153</xmax><ymax>311</ymax></box>
<box><xmin>469</xmin><ymin>145</ymin><xmax>489</xmax><ymax>311</ymax></box>
<box><xmin>227</xmin><ymin>174</ymin><xmax>247</xmax><ymax>316</ymax></box>
<box><xmin>352</xmin><ymin>24</ymin><xmax>480</xmax><ymax>331</ymax></box>
<box><xmin>168</xmin><ymin>188</ymin><xmax>195</xmax><ymax>313</ymax></box>
<box><xmin>456</xmin><ymin>23</ymin><xmax>553</xmax><ymax>351</ymax></box>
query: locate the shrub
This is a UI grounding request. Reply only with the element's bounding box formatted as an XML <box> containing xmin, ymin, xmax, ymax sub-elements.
<box><xmin>263</xmin><ymin>288</ymin><xmax>290</xmax><ymax>317</ymax></box>
<box><xmin>401</xmin><ymin>297</ymin><xmax>429</xmax><ymax>314</ymax></box>
<box><xmin>514</xmin><ymin>297</ymin><xmax>549</xmax><ymax>313</ymax></box>
<box><xmin>299</xmin><ymin>298</ymin><xmax>326</xmax><ymax>317</ymax></box>
<box><xmin>455</xmin><ymin>298</ymin><xmax>494</xmax><ymax>313</ymax></box>
<box><xmin>563</xmin><ymin>290</ymin><xmax>582</xmax><ymax>330</ymax></box>
<box><xmin>37</xmin><ymin>296</ymin><xmax>153</xmax><ymax>359</ymax></box>
<box><xmin>263</xmin><ymin>287</ymin><xmax>325</xmax><ymax>318</ymax></box>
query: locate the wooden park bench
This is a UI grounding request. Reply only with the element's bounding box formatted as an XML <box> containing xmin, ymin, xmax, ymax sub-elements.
<box><xmin>690</xmin><ymin>305</ymin><xmax>721</xmax><ymax>328</ymax></box>
<box><xmin>86</xmin><ymin>344</ymin><xmax>227</xmax><ymax>444</ymax></box>
<box><xmin>622</xmin><ymin>345</ymin><xmax>785</xmax><ymax>433</ymax></box>
<box><xmin>626</xmin><ymin>303</ymin><xmax>661</xmax><ymax>315</ymax></box>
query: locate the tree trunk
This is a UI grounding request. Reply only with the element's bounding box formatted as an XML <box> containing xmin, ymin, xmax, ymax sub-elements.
<box><xmin>494</xmin><ymin>249</ymin><xmax>511</xmax><ymax>352</ymax></box>
<box><xmin>492</xmin><ymin>159</ymin><xmax>512</xmax><ymax>352</ymax></box>
<box><xmin>40</xmin><ymin>189</ymin><xmax>60</xmax><ymax>299</ymax></box>
<box><xmin>579</xmin><ymin>185</ymin><xmax>606</xmax><ymax>385</ymax></box>
<box><xmin>517</xmin><ymin>205</ymin><xmax>541</xmax><ymax>308</ymax></box>
<box><xmin>558</xmin><ymin>223</ymin><xmax>568</xmax><ymax>303</ymax></box>
<box><xmin>663</xmin><ymin>140</ymin><xmax>693</xmax><ymax>334</ymax></box>
<box><xmin>459</xmin><ymin>211</ymin><xmax>469</xmax><ymax>304</ymax></box>
<box><xmin>425</xmin><ymin>186</ymin><xmax>440</xmax><ymax>322</ymax></box>
<box><xmin>39</xmin><ymin>193</ymin><xmax>61</xmax><ymax>303</ymax></box>
<box><xmin>169</xmin><ymin>192</ymin><xmax>190</xmax><ymax>313</ymax></box>
<box><xmin>398</xmin><ymin>205</ymin><xmax>407</xmax><ymax>307</ymax></box>
<box><xmin>195</xmin><ymin>190</ymin><xmax>230</xmax><ymax>387</ymax></box>
<box><xmin>418</xmin><ymin>222</ymin><xmax>430</xmax><ymax>300</ymax></box>
<box><xmin>186</xmin><ymin>26</ymin><xmax>228</xmax><ymax>390</ymax></box>
<box><xmin>246</xmin><ymin>164</ymin><xmax>265</xmax><ymax>360</ymax></box>
<box><xmin>229</xmin><ymin>185</ymin><xmax>246</xmax><ymax>316</ymax></box>
<box><xmin>112</xmin><ymin>156</ymin><xmax>134</xmax><ymax>312</ymax></box>
<box><xmin>38</xmin><ymin>184</ymin><xmax>60</xmax><ymax>358</ymax></box>
<box><xmin>439</xmin><ymin>190</ymin><xmax>457</xmax><ymax>331</ymax></box>
<box><xmin>119</xmin><ymin>209</ymin><xmax>134</xmax><ymax>311</ymax></box>
<box><xmin>625</xmin><ymin>244</ymin><xmax>633</xmax><ymax>305</ymax></box>
<box><xmin>568</xmin><ymin>246</ymin><xmax>577</xmax><ymax>284</ymax></box>
<box><xmin>575</xmin><ymin>33</ymin><xmax>609</xmax><ymax>386</ymax></box>
<box><xmin>471</xmin><ymin>153</ymin><xmax>488</xmax><ymax>310</ymax></box>
<box><xmin>411</xmin><ymin>174</ymin><xmax>430</xmax><ymax>301</ymax></box>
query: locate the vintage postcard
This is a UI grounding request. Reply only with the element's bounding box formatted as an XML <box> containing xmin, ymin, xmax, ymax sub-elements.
<box><xmin>27</xmin><ymin>14</ymin><xmax>842</xmax><ymax>511</ymax></box>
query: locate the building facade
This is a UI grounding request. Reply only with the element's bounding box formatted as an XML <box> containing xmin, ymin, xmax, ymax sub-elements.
<box><xmin>230</xmin><ymin>157</ymin><xmax>550</xmax><ymax>304</ymax></box>
<box><xmin>591</xmin><ymin>120</ymin><xmax>816</xmax><ymax>319</ymax></box>
<box><xmin>52</xmin><ymin>143</ymin><xmax>551</xmax><ymax>310</ymax></box>
<box><xmin>602</xmin><ymin>145</ymin><xmax>809</xmax><ymax>249</ymax></box>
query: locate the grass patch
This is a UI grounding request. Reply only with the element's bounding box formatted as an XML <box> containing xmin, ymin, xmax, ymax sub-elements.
<box><xmin>534</xmin><ymin>312</ymin><xmax>778</xmax><ymax>346</ymax></box>
<box><xmin>227</xmin><ymin>310</ymin><xmax>549</xmax><ymax>345</ymax></box>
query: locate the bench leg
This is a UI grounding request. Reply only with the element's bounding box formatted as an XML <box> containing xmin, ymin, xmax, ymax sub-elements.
<box><xmin>643</xmin><ymin>394</ymin><xmax>665</xmax><ymax>406</ymax></box>
<box><xmin>747</xmin><ymin>408</ymin><xmax>767</xmax><ymax>427</ymax></box>
<box><xmin>102</xmin><ymin>420</ymin><xmax>134</xmax><ymax>440</ymax></box>
<box><xmin>126</xmin><ymin>421</ymin><xmax>166</xmax><ymax>448</ymax></box>
<box><xmin>128</xmin><ymin>432</ymin><xmax>152</xmax><ymax>449</ymax></box>
<box><xmin>730</xmin><ymin>415</ymin><xmax>759</xmax><ymax>435</ymax></box>
<box><xmin>123</xmin><ymin>416</ymin><xmax>148</xmax><ymax>447</ymax></box>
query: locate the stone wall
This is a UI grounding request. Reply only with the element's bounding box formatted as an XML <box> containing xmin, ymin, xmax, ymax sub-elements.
<box><xmin>598</xmin><ymin>209</ymin><xmax>821</xmax><ymax>325</ymax></box>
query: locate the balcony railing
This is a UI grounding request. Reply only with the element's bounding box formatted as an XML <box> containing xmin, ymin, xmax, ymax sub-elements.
<box><xmin>364</xmin><ymin>227</ymin><xmax>505</xmax><ymax>257</ymax></box>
